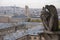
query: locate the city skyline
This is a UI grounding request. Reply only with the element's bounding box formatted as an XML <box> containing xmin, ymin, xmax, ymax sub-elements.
<box><xmin>0</xmin><ymin>0</ymin><xmax>60</xmax><ymax>8</ymax></box>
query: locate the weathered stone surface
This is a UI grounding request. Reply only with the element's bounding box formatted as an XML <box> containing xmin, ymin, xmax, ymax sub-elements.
<box><xmin>40</xmin><ymin>5</ymin><xmax>59</xmax><ymax>31</ymax></box>
<box><xmin>40</xmin><ymin>5</ymin><xmax>60</xmax><ymax>40</ymax></box>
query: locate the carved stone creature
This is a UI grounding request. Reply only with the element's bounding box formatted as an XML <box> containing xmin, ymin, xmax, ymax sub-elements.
<box><xmin>40</xmin><ymin>5</ymin><xmax>59</xmax><ymax>31</ymax></box>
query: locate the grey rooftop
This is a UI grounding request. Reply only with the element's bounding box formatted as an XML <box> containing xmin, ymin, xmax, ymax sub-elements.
<box><xmin>0</xmin><ymin>22</ymin><xmax>42</xmax><ymax>29</ymax></box>
<box><xmin>3</xmin><ymin>24</ymin><xmax>44</xmax><ymax>40</ymax></box>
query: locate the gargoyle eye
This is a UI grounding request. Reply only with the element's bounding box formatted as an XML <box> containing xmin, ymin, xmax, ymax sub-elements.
<box><xmin>45</xmin><ymin>9</ymin><xmax>49</xmax><ymax>12</ymax></box>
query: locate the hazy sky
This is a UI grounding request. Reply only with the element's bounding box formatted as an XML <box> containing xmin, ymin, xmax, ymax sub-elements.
<box><xmin>0</xmin><ymin>0</ymin><xmax>60</xmax><ymax>8</ymax></box>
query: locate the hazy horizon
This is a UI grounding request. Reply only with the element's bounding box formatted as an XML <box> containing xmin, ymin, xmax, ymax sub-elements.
<box><xmin>0</xmin><ymin>0</ymin><xmax>60</xmax><ymax>8</ymax></box>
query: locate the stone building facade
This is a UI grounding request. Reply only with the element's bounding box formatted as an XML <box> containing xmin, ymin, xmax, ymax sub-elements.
<box><xmin>0</xmin><ymin>16</ymin><xmax>9</xmax><ymax>23</ymax></box>
<box><xmin>16</xmin><ymin>35</ymin><xmax>40</xmax><ymax>40</ymax></box>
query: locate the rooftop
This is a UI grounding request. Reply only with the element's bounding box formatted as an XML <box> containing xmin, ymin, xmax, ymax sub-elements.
<box><xmin>4</xmin><ymin>24</ymin><xmax>44</xmax><ymax>40</ymax></box>
<box><xmin>0</xmin><ymin>22</ymin><xmax>42</xmax><ymax>29</ymax></box>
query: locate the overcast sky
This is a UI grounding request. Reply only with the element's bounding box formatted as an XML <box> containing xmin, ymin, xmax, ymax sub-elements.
<box><xmin>0</xmin><ymin>0</ymin><xmax>60</xmax><ymax>8</ymax></box>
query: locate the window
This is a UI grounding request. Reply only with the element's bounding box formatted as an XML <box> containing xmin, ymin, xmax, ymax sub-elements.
<box><xmin>34</xmin><ymin>37</ymin><xmax>36</xmax><ymax>39</ymax></box>
<box><xmin>29</xmin><ymin>37</ymin><xmax>31</xmax><ymax>39</ymax></box>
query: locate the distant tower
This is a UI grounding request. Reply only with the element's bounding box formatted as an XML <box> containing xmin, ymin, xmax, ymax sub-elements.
<box><xmin>25</xmin><ymin>5</ymin><xmax>30</xmax><ymax>18</ymax></box>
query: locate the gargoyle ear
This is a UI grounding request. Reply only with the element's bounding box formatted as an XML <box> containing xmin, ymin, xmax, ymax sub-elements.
<box><xmin>45</xmin><ymin>5</ymin><xmax>49</xmax><ymax>8</ymax></box>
